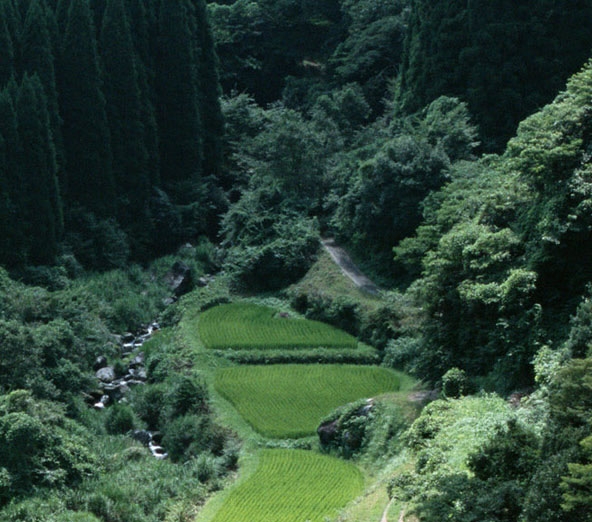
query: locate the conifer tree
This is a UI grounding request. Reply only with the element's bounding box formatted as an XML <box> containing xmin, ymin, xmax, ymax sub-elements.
<box><xmin>0</xmin><ymin>90</ymin><xmax>21</xmax><ymax>266</ymax></box>
<box><xmin>100</xmin><ymin>0</ymin><xmax>150</xmax><ymax>223</ymax></box>
<box><xmin>155</xmin><ymin>0</ymin><xmax>203</xmax><ymax>186</ymax></box>
<box><xmin>16</xmin><ymin>74</ymin><xmax>62</xmax><ymax>264</ymax></box>
<box><xmin>57</xmin><ymin>0</ymin><xmax>114</xmax><ymax>216</ymax></box>
<box><xmin>0</xmin><ymin>6</ymin><xmax>15</xmax><ymax>86</ymax></box>
<box><xmin>0</xmin><ymin>84</ymin><xmax>22</xmax><ymax>212</ymax></box>
<box><xmin>21</xmin><ymin>0</ymin><xmax>64</xmax><ymax>178</ymax></box>
<box><xmin>127</xmin><ymin>0</ymin><xmax>160</xmax><ymax>185</ymax></box>
<box><xmin>191</xmin><ymin>0</ymin><xmax>223</xmax><ymax>178</ymax></box>
<box><xmin>0</xmin><ymin>0</ymin><xmax>21</xmax><ymax>51</ymax></box>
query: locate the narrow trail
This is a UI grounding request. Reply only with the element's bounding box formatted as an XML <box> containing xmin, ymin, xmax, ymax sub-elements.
<box><xmin>321</xmin><ymin>238</ymin><xmax>381</xmax><ymax>295</ymax></box>
<box><xmin>380</xmin><ymin>499</ymin><xmax>393</xmax><ymax>522</ymax></box>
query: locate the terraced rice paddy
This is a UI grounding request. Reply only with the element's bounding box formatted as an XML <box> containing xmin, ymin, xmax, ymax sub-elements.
<box><xmin>210</xmin><ymin>449</ymin><xmax>364</xmax><ymax>522</ymax></box>
<box><xmin>199</xmin><ymin>302</ymin><xmax>357</xmax><ymax>350</ymax></box>
<box><xmin>214</xmin><ymin>364</ymin><xmax>410</xmax><ymax>438</ymax></box>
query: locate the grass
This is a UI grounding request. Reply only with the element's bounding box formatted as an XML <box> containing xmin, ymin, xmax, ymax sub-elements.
<box><xmin>209</xmin><ymin>449</ymin><xmax>365</xmax><ymax>522</ymax></box>
<box><xmin>198</xmin><ymin>302</ymin><xmax>358</xmax><ymax>350</ymax></box>
<box><xmin>214</xmin><ymin>364</ymin><xmax>414</xmax><ymax>438</ymax></box>
<box><xmin>287</xmin><ymin>250</ymin><xmax>382</xmax><ymax>310</ymax></box>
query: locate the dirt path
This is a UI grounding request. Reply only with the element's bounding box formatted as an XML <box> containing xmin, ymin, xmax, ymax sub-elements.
<box><xmin>380</xmin><ymin>499</ymin><xmax>393</xmax><ymax>522</ymax></box>
<box><xmin>321</xmin><ymin>238</ymin><xmax>381</xmax><ymax>295</ymax></box>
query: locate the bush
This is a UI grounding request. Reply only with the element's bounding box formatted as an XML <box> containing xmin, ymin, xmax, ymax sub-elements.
<box><xmin>441</xmin><ymin>367</ymin><xmax>469</xmax><ymax>399</ymax></box>
<box><xmin>0</xmin><ymin>391</ymin><xmax>96</xmax><ymax>501</ymax></box>
<box><xmin>130</xmin><ymin>384</ymin><xmax>167</xmax><ymax>431</ymax></box>
<box><xmin>164</xmin><ymin>375</ymin><xmax>209</xmax><ymax>419</ymax></box>
<box><xmin>382</xmin><ymin>336</ymin><xmax>424</xmax><ymax>371</ymax></box>
<box><xmin>162</xmin><ymin>414</ymin><xmax>213</xmax><ymax>462</ymax></box>
<box><xmin>105</xmin><ymin>405</ymin><xmax>138</xmax><ymax>435</ymax></box>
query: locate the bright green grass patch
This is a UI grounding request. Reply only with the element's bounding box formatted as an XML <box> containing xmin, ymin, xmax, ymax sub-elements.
<box><xmin>210</xmin><ymin>449</ymin><xmax>364</xmax><ymax>522</ymax></box>
<box><xmin>199</xmin><ymin>302</ymin><xmax>358</xmax><ymax>350</ymax></box>
<box><xmin>214</xmin><ymin>364</ymin><xmax>412</xmax><ymax>438</ymax></box>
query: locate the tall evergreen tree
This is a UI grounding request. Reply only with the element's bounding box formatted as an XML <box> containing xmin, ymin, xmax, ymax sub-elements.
<box><xmin>100</xmin><ymin>0</ymin><xmax>150</xmax><ymax>223</ymax></box>
<box><xmin>57</xmin><ymin>0</ymin><xmax>114</xmax><ymax>216</ymax></box>
<box><xmin>127</xmin><ymin>0</ymin><xmax>159</xmax><ymax>185</ymax></box>
<box><xmin>0</xmin><ymin>84</ymin><xmax>22</xmax><ymax>212</ymax></box>
<box><xmin>155</xmin><ymin>0</ymin><xmax>203</xmax><ymax>186</ymax></box>
<box><xmin>0</xmin><ymin>5</ymin><xmax>15</xmax><ymax>86</ymax></box>
<box><xmin>191</xmin><ymin>0</ymin><xmax>223</xmax><ymax>178</ymax></box>
<box><xmin>20</xmin><ymin>0</ymin><xmax>64</xmax><ymax>179</ymax></box>
<box><xmin>16</xmin><ymin>74</ymin><xmax>62</xmax><ymax>265</ymax></box>
<box><xmin>398</xmin><ymin>0</ymin><xmax>592</xmax><ymax>151</ymax></box>
<box><xmin>0</xmin><ymin>88</ymin><xmax>23</xmax><ymax>266</ymax></box>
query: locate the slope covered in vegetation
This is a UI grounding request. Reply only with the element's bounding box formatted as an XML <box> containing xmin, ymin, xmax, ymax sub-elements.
<box><xmin>3</xmin><ymin>0</ymin><xmax>592</xmax><ymax>520</ymax></box>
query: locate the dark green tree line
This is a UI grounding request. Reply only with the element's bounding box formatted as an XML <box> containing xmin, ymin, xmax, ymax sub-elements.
<box><xmin>0</xmin><ymin>0</ymin><xmax>224</xmax><ymax>269</ymax></box>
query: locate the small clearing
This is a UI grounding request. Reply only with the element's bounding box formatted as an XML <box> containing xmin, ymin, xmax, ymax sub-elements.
<box><xmin>322</xmin><ymin>238</ymin><xmax>381</xmax><ymax>295</ymax></box>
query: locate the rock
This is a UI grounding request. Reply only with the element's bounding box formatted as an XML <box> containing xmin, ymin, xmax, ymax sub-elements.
<box><xmin>121</xmin><ymin>342</ymin><xmax>135</xmax><ymax>355</ymax></box>
<box><xmin>93</xmin><ymin>355</ymin><xmax>108</xmax><ymax>372</ymax></box>
<box><xmin>129</xmin><ymin>368</ymin><xmax>147</xmax><ymax>381</ymax></box>
<box><xmin>131</xmin><ymin>430</ymin><xmax>153</xmax><ymax>446</ymax></box>
<box><xmin>93</xmin><ymin>394</ymin><xmax>110</xmax><ymax>409</ymax></box>
<box><xmin>166</xmin><ymin>261</ymin><xmax>193</xmax><ymax>297</ymax></box>
<box><xmin>317</xmin><ymin>419</ymin><xmax>339</xmax><ymax>446</ymax></box>
<box><xmin>96</xmin><ymin>366</ymin><xmax>116</xmax><ymax>383</ymax></box>
<box><xmin>102</xmin><ymin>382</ymin><xmax>129</xmax><ymax>402</ymax></box>
<box><xmin>122</xmin><ymin>332</ymin><xmax>135</xmax><ymax>344</ymax></box>
<box><xmin>129</xmin><ymin>353</ymin><xmax>145</xmax><ymax>369</ymax></box>
<box><xmin>197</xmin><ymin>276</ymin><xmax>208</xmax><ymax>287</ymax></box>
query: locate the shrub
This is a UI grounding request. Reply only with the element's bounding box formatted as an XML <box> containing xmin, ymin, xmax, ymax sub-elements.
<box><xmin>164</xmin><ymin>375</ymin><xmax>209</xmax><ymax>419</ymax></box>
<box><xmin>105</xmin><ymin>404</ymin><xmax>138</xmax><ymax>435</ymax></box>
<box><xmin>162</xmin><ymin>414</ymin><xmax>213</xmax><ymax>462</ymax></box>
<box><xmin>130</xmin><ymin>384</ymin><xmax>167</xmax><ymax>431</ymax></box>
<box><xmin>0</xmin><ymin>391</ymin><xmax>96</xmax><ymax>501</ymax></box>
<box><xmin>442</xmin><ymin>367</ymin><xmax>469</xmax><ymax>399</ymax></box>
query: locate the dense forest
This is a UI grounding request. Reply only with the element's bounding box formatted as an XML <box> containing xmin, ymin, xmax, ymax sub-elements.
<box><xmin>2</xmin><ymin>0</ymin><xmax>592</xmax><ymax>520</ymax></box>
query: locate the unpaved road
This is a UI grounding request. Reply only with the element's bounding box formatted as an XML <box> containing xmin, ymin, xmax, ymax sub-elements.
<box><xmin>321</xmin><ymin>238</ymin><xmax>381</xmax><ymax>295</ymax></box>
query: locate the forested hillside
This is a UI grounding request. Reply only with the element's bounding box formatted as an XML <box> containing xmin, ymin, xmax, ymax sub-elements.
<box><xmin>2</xmin><ymin>0</ymin><xmax>592</xmax><ymax>520</ymax></box>
<box><xmin>0</xmin><ymin>0</ymin><xmax>223</xmax><ymax>269</ymax></box>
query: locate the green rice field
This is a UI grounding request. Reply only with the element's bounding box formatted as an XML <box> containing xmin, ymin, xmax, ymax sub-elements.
<box><xmin>214</xmin><ymin>364</ymin><xmax>413</xmax><ymax>438</ymax></box>
<box><xmin>210</xmin><ymin>449</ymin><xmax>364</xmax><ymax>522</ymax></box>
<box><xmin>198</xmin><ymin>302</ymin><xmax>358</xmax><ymax>350</ymax></box>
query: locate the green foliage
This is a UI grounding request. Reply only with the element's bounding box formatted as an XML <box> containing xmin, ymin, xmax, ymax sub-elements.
<box><xmin>214</xmin><ymin>364</ymin><xmax>412</xmax><ymax>438</ymax></box>
<box><xmin>16</xmin><ymin>73</ymin><xmax>63</xmax><ymax>265</ymax></box>
<box><xmin>0</xmin><ymin>391</ymin><xmax>95</xmax><ymax>503</ymax></box>
<box><xmin>224</xmin><ymin>214</ymin><xmax>320</xmax><ymax>291</ymax></box>
<box><xmin>441</xmin><ymin>367</ymin><xmax>469</xmax><ymax>399</ymax></box>
<box><xmin>331</xmin><ymin>96</ymin><xmax>478</xmax><ymax>273</ymax></box>
<box><xmin>164</xmin><ymin>375</ymin><xmax>209</xmax><ymax>418</ymax></box>
<box><xmin>561</xmin><ymin>435</ymin><xmax>592</xmax><ymax>520</ymax></box>
<box><xmin>198</xmin><ymin>302</ymin><xmax>358</xmax><ymax>351</ymax></box>
<box><xmin>210</xmin><ymin>449</ymin><xmax>364</xmax><ymax>522</ymax></box>
<box><xmin>468</xmin><ymin>418</ymin><xmax>539</xmax><ymax>482</ymax></box>
<box><xmin>161</xmin><ymin>414</ymin><xmax>224</xmax><ymax>463</ymax></box>
<box><xmin>100</xmin><ymin>0</ymin><xmax>150</xmax><ymax>240</ymax></box>
<box><xmin>393</xmin><ymin>395</ymin><xmax>543</xmax><ymax>522</ymax></box>
<box><xmin>218</xmin><ymin>345</ymin><xmax>380</xmax><ymax>366</ymax></box>
<box><xmin>319</xmin><ymin>399</ymin><xmax>409</xmax><ymax>460</ymax></box>
<box><xmin>58</xmin><ymin>0</ymin><xmax>115</xmax><ymax>217</ymax></box>
<box><xmin>397</xmin><ymin>0</ymin><xmax>592</xmax><ymax>150</ymax></box>
<box><xmin>104</xmin><ymin>404</ymin><xmax>138</xmax><ymax>435</ymax></box>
